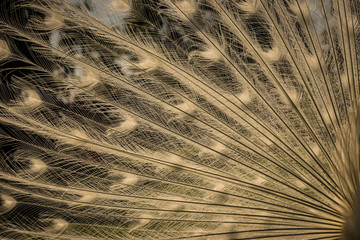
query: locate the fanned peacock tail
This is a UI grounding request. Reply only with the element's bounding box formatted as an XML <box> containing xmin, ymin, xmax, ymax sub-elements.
<box><xmin>0</xmin><ymin>0</ymin><xmax>359</xmax><ymax>239</ymax></box>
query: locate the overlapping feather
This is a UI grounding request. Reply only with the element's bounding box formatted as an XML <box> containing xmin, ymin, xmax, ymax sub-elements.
<box><xmin>0</xmin><ymin>0</ymin><xmax>359</xmax><ymax>239</ymax></box>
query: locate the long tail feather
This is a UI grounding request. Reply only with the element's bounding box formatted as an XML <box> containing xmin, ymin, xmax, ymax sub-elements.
<box><xmin>0</xmin><ymin>0</ymin><xmax>359</xmax><ymax>239</ymax></box>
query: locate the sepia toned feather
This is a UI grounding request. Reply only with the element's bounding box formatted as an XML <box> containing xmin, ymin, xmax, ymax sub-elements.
<box><xmin>0</xmin><ymin>0</ymin><xmax>359</xmax><ymax>239</ymax></box>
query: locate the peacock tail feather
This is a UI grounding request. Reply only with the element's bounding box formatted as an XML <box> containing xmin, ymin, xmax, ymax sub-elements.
<box><xmin>0</xmin><ymin>0</ymin><xmax>359</xmax><ymax>239</ymax></box>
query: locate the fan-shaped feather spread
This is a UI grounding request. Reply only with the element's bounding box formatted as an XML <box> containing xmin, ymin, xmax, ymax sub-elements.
<box><xmin>0</xmin><ymin>0</ymin><xmax>359</xmax><ymax>239</ymax></box>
